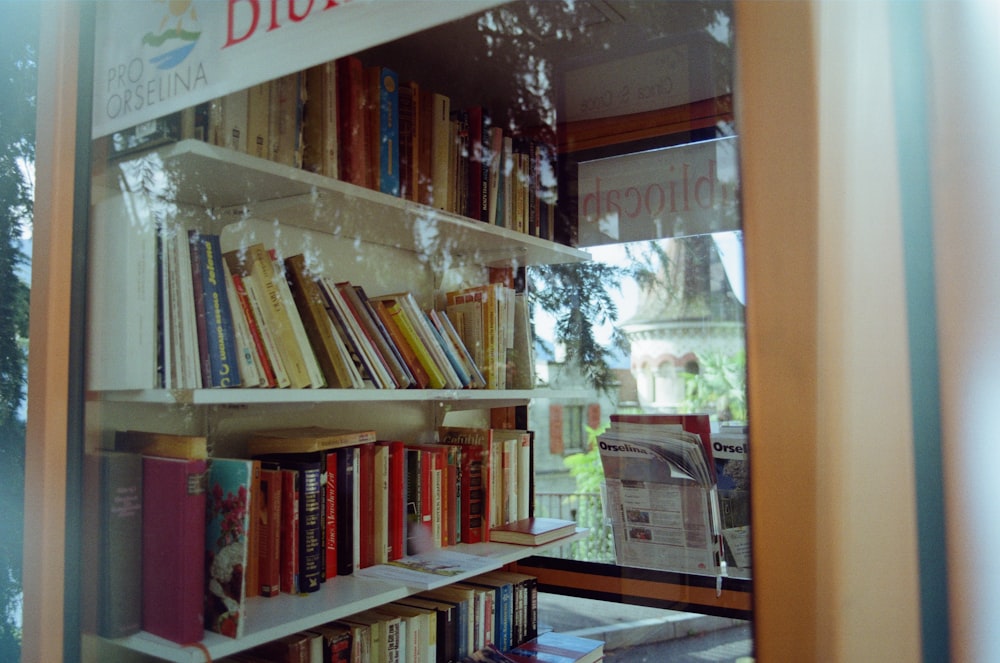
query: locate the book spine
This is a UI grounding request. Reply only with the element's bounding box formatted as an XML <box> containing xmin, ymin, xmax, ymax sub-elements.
<box><xmin>381</xmin><ymin>441</ymin><xmax>406</xmax><ymax>561</ymax></box>
<box><xmin>280</xmin><ymin>469</ymin><xmax>299</xmax><ymax>594</ymax></box>
<box><xmin>326</xmin><ymin>450</ymin><xmax>339</xmax><ymax>580</ymax></box>
<box><xmin>97</xmin><ymin>451</ymin><xmax>142</xmax><ymax>638</ymax></box>
<box><xmin>336</xmin><ymin>447</ymin><xmax>356</xmax><ymax>576</ymax></box>
<box><xmin>297</xmin><ymin>461</ymin><xmax>324</xmax><ymax>592</ymax></box>
<box><xmin>141</xmin><ymin>456</ymin><xmax>207</xmax><ymax>645</ymax></box>
<box><xmin>373</xmin><ymin>443</ymin><xmax>390</xmax><ymax>564</ymax></box>
<box><xmin>204</xmin><ymin>458</ymin><xmax>253</xmax><ymax>638</ymax></box>
<box><xmin>259</xmin><ymin>466</ymin><xmax>282</xmax><ymax>596</ymax></box>
<box><xmin>379</xmin><ymin>67</ymin><xmax>400</xmax><ymax>196</ymax></box>
<box><xmin>187</xmin><ymin>231</ymin><xmax>213</xmax><ymax>386</ymax></box>
<box><xmin>358</xmin><ymin>443</ymin><xmax>375</xmax><ymax>569</ymax></box>
<box><xmin>381</xmin><ymin>298</ymin><xmax>447</xmax><ymax>389</ymax></box>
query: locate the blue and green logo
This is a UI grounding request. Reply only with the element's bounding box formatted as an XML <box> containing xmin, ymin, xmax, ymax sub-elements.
<box><xmin>142</xmin><ymin>0</ymin><xmax>202</xmax><ymax>70</ymax></box>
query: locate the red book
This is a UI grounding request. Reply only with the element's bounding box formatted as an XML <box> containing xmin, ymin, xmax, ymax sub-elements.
<box><xmin>141</xmin><ymin>455</ymin><xmax>207</xmax><ymax>645</ymax></box>
<box><xmin>336</xmin><ymin>55</ymin><xmax>369</xmax><ymax>188</ymax></box>
<box><xmin>258</xmin><ymin>465</ymin><xmax>282</xmax><ymax>596</ymax></box>
<box><xmin>280</xmin><ymin>468</ymin><xmax>300</xmax><ymax>594</ymax></box>
<box><xmin>379</xmin><ymin>440</ymin><xmax>406</xmax><ymax>561</ymax></box>
<box><xmin>358</xmin><ymin>443</ymin><xmax>375</xmax><ymax>569</ymax></box>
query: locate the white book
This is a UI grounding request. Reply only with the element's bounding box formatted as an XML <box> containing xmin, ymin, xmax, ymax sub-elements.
<box><xmin>271</xmin><ymin>255</ymin><xmax>326</xmax><ymax>388</ymax></box>
<box><xmin>173</xmin><ymin>228</ymin><xmax>202</xmax><ymax>389</ymax></box>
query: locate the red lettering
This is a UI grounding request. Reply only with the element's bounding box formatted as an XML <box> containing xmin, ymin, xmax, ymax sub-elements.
<box><xmin>645</xmin><ymin>184</ymin><xmax>665</xmax><ymax>217</ymax></box>
<box><xmin>268</xmin><ymin>0</ymin><xmax>281</xmax><ymax>30</ymax></box>
<box><xmin>325</xmin><ymin>0</ymin><xmax>339</xmax><ymax>6</ymax></box>
<box><xmin>581</xmin><ymin>177</ymin><xmax>601</xmax><ymax>219</ymax></box>
<box><xmin>624</xmin><ymin>187</ymin><xmax>641</xmax><ymax>217</ymax></box>
<box><xmin>225</xmin><ymin>0</ymin><xmax>260</xmax><ymax>48</ymax></box>
<box><xmin>695</xmin><ymin>159</ymin><xmax>717</xmax><ymax>209</ymax></box>
<box><xmin>289</xmin><ymin>0</ymin><xmax>315</xmax><ymax>21</ymax></box>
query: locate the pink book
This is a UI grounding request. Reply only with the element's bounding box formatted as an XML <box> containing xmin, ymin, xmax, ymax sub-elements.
<box><xmin>141</xmin><ymin>455</ymin><xmax>207</xmax><ymax>644</ymax></box>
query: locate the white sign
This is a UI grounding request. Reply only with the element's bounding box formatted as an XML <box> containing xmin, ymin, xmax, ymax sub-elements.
<box><xmin>92</xmin><ymin>0</ymin><xmax>501</xmax><ymax>139</ymax></box>
<box><xmin>577</xmin><ymin>136</ymin><xmax>740</xmax><ymax>246</ymax></box>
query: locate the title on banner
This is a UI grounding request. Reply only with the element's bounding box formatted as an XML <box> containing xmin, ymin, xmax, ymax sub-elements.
<box><xmin>576</xmin><ymin>136</ymin><xmax>740</xmax><ymax>246</ymax></box>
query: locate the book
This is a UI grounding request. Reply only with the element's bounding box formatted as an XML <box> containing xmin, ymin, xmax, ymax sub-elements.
<box><xmin>141</xmin><ymin>455</ymin><xmax>207</xmax><ymax>645</ymax></box>
<box><xmin>336</xmin><ymin>55</ymin><xmax>369</xmax><ymax>187</ymax></box>
<box><xmin>246</xmin><ymin>81</ymin><xmax>270</xmax><ymax>160</ymax></box>
<box><xmin>257</xmin><ymin>464</ymin><xmax>283</xmax><ymax>597</ymax></box>
<box><xmin>247</xmin><ymin>426</ymin><xmax>377</xmax><ymax>456</ymax></box>
<box><xmin>302</xmin><ymin>60</ymin><xmax>339</xmax><ymax>178</ymax></box>
<box><xmin>204</xmin><ymin>458</ymin><xmax>254</xmax><ymax>639</ymax></box>
<box><xmin>269</xmin><ymin>250</ymin><xmax>327</xmax><ymax>389</ymax></box>
<box><xmin>279</xmin><ymin>468</ymin><xmax>300</xmax><ymax>594</ymax></box>
<box><xmin>489</xmin><ymin>518</ymin><xmax>577</xmax><ymax>546</ymax></box>
<box><xmin>338</xmin><ymin>282</ymin><xmax>412</xmax><ymax>388</ymax></box>
<box><xmin>270</xmin><ymin>72</ymin><xmax>304</xmax><ymax>168</ymax></box>
<box><xmin>114</xmin><ymin>430</ymin><xmax>208</xmax><ymax>460</ymax></box>
<box><xmin>430</xmin><ymin>92</ymin><xmax>452</xmax><ymax>210</ymax></box>
<box><xmin>373</xmin><ymin>66</ymin><xmax>400</xmax><ymax>196</ymax></box>
<box><xmin>189</xmin><ymin>231</ymin><xmax>242</xmax><ymax>387</ymax></box>
<box><xmin>325</xmin><ymin>450</ymin><xmax>338</xmax><ymax>581</ymax></box>
<box><xmin>505</xmin><ymin>632</ymin><xmax>604</xmax><ymax>663</ymax></box>
<box><xmin>95</xmin><ymin>451</ymin><xmax>142</xmax><ymax>639</ymax></box>
<box><xmin>284</xmin><ymin>254</ymin><xmax>360</xmax><ymax>389</ymax></box>
<box><xmin>336</xmin><ymin>446</ymin><xmax>358</xmax><ymax>576</ymax></box>
<box><xmin>379</xmin><ymin>440</ymin><xmax>407</xmax><ymax>561</ymax></box>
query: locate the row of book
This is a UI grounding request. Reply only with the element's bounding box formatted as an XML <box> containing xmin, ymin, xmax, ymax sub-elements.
<box><xmin>209</xmin><ymin>54</ymin><xmax>558</xmax><ymax>240</ymax></box>
<box><xmin>161</xmin><ymin>229</ymin><xmax>529</xmax><ymax>390</ymax></box>
<box><xmin>112</xmin><ymin>54</ymin><xmax>560</xmax><ymax>242</ymax></box>
<box><xmin>97</xmin><ymin>425</ymin><xmax>541</xmax><ymax>646</ymax></box>
<box><xmin>216</xmin><ymin>569</ymin><xmax>543</xmax><ymax>663</ymax></box>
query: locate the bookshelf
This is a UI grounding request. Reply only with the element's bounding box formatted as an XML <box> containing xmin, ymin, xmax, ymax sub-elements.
<box><xmin>77</xmin><ymin>2</ymin><xmax>750</xmax><ymax>661</ymax></box>
<box><xmin>82</xmin><ymin>1</ymin><xmax>598</xmax><ymax>659</ymax></box>
<box><xmin>96</xmin><ymin>533</ymin><xmax>585</xmax><ymax>663</ymax></box>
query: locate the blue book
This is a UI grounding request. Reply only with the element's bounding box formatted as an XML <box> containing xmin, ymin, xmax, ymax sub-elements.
<box><xmin>377</xmin><ymin>66</ymin><xmax>400</xmax><ymax>197</ymax></box>
<box><xmin>189</xmin><ymin>231</ymin><xmax>241</xmax><ymax>388</ymax></box>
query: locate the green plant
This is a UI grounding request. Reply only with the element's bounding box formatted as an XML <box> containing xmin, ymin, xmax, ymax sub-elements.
<box><xmin>680</xmin><ymin>350</ymin><xmax>747</xmax><ymax>422</ymax></box>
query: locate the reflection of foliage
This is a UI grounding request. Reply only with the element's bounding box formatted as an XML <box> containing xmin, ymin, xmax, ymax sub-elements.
<box><xmin>722</xmin><ymin>458</ymin><xmax>750</xmax><ymax>491</ymax></box>
<box><xmin>680</xmin><ymin>350</ymin><xmax>746</xmax><ymax>422</ymax></box>
<box><xmin>531</xmin><ymin>263</ymin><xmax>630</xmax><ymax>394</ymax></box>
<box><xmin>562</xmin><ymin>423</ymin><xmax>607</xmax><ymax>494</ymax></box>
<box><xmin>0</xmin><ymin>3</ymin><xmax>37</xmax><ymax>657</ymax></box>
<box><xmin>560</xmin><ymin>423</ymin><xmax>613</xmax><ymax>561</ymax></box>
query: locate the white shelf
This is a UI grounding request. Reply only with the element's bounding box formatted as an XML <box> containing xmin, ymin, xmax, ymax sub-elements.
<box><xmin>87</xmin><ymin>388</ymin><xmax>585</xmax><ymax>408</ymax></box>
<box><xmin>108</xmin><ymin>531</ymin><xmax>586</xmax><ymax>662</ymax></box>
<box><xmin>137</xmin><ymin>139</ymin><xmax>589</xmax><ymax>269</ymax></box>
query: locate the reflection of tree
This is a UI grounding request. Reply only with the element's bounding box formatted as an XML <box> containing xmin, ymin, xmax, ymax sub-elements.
<box><xmin>531</xmin><ymin>262</ymin><xmax>630</xmax><ymax>394</ymax></box>
<box><xmin>0</xmin><ymin>2</ymin><xmax>38</xmax><ymax>657</ymax></box>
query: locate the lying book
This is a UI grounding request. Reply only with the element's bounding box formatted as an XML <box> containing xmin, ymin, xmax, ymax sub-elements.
<box><xmin>247</xmin><ymin>426</ymin><xmax>377</xmax><ymax>455</ymax></box>
<box><xmin>505</xmin><ymin>631</ymin><xmax>604</xmax><ymax>663</ymax></box>
<box><xmin>354</xmin><ymin>548</ymin><xmax>497</xmax><ymax>589</ymax></box>
<box><xmin>488</xmin><ymin>518</ymin><xmax>577</xmax><ymax>546</ymax></box>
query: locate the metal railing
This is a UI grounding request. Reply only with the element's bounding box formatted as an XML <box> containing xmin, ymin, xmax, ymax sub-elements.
<box><xmin>533</xmin><ymin>492</ymin><xmax>615</xmax><ymax>563</ymax></box>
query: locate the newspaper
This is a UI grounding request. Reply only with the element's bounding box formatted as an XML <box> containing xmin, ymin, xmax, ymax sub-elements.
<box><xmin>598</xmin><ymin>425</ymin><xmax>724</xmax><ymax>576</ymax></box>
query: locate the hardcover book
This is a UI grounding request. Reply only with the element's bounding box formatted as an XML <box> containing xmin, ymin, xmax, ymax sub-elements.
<box><xmin>489</xmin><ymin>518</ymin><xmax>577</xmax><ymax>546</ymax></box>
<box><xmin>96</xmin><ymin>451</ymin><xmax>142</xmax><ymax>639</ymax></box>
<box><xmin>247</xmin><ymin>426</ymin><xmax>377</xmax><ymax>456</ymax></box>
<box><xmin>141</xmin><ymin>455</ymin><xmax>207</xmax><ymax>645</ymax></box>
<box><xmin>114</xmin><ymin>430</ymin><xmax>208</xmax><ymax>460</ymax></box>
<box><xmin>204</xmin><ymin>458</ymin><xmax>254</xmax><ymax>639</ymax></box>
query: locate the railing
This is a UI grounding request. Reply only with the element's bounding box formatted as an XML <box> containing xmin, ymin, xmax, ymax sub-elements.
<box><xmin>533</xmin><ymin>492</ymin><xmax>615</xmax><ymax>563</ymax></box>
